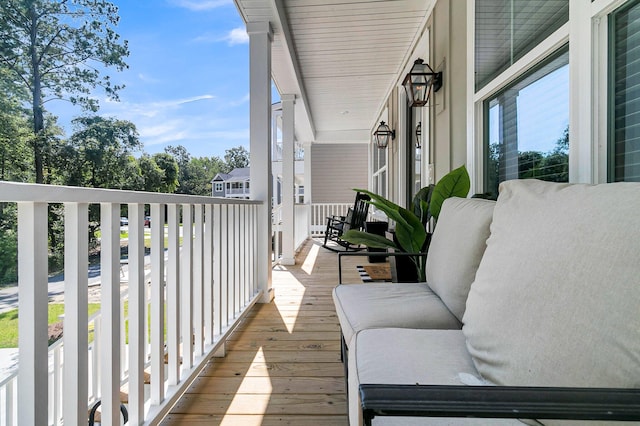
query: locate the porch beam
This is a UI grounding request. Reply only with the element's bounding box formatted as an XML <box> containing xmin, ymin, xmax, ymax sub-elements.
<box><xmin>281</xmin><ymin>94</ymin><xmax>296</xmax><ymax>265</ymax></box>
<box><xmin>248</xmin><ymin>20</ymin><xmax>274</xmax><ymax>303</ymax></box>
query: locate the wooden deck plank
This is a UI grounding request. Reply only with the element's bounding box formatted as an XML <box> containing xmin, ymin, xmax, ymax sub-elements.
<box><xmin>163</xmin><ymin>238</ymin><xmax>351</xmax><ymax>425</ymax></box>
<box><xmin>161</xmin><ymin>414</ymin><xmax>348</xmax><ymax>425</ymax></box>
<box><xmin>199</xmin><ymin>361</ymin><xmax>344</xmax><ymax>378</ymax></box>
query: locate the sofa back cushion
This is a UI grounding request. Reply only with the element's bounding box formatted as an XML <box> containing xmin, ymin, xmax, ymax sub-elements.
<box><xmin>463</xmin><ymin>180</ymin><xmax>640</xmax><ymax>396</ymax></box>
<box><xmin>426</xmin><ymin>197</ymin><xmax>495</xmax><ymax>321</ymax></box>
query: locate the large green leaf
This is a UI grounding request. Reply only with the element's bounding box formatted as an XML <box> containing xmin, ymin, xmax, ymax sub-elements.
<box><xmin>342</xmin><ymin>230</ymin><xmax>397</xmax><ymax>250</ymax></box>
<box><xmin>429</xmin><ymin>165</ymin><xmax>470</xmax><ymax>220</ymax></box>
<box><xmin>394</xmin><ymin>207</ymin><xmax>427</xmax><ymax>253</ymax></box>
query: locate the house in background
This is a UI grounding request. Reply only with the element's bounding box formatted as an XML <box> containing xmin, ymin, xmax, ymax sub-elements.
<box><xmin>211</xmin><ymin>167</ymin><xmax>251</xmax><ymax>199</ymax></box>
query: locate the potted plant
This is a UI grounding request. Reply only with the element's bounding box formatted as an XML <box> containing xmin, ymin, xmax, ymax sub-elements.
<box><xmin>342</xmin><ymin>165</ymin><xmax>470</xmax><ymax>281</ymax></box>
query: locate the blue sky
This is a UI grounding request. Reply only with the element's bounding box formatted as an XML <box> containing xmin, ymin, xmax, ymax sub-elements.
<box><xmin>50</xmin><ymin>0</ymin><xmax>263</xmax><ymax>159</ymax></box>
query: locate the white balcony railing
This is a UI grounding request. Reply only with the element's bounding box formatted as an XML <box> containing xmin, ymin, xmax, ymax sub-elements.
<box><xmin>309</xmin><ymin>203</ymin><xmax>353</xmax><ymax>235</ymax></box>
<box><xmin>0</xmin><ymin>182</ymin><xmax>263</xmax><ymax>425</ymax></box>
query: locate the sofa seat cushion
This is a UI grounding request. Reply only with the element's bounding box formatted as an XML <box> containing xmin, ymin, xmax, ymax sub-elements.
<box><xmin>349</xmin><ymin>329</ymin><xmax>522</xmax><ymax>426</ymax></box>
<box><xmin>426</xmin><ymin>197</ymin><xmax>496</xmax><ymax>321</ymax></box>
<box><xmin>463</xmin><ymin>180</ymin><xmax>640</xmax><ymax>424</ymax></box>
<box><xmin>333</xmin><ymin>283</ymin><xmax>461</xmax><ymax>348</ymax></box>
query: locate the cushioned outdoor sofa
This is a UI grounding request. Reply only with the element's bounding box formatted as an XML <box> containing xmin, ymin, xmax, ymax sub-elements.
<box><xmin>332</xmin><ymin>179</ymin><xmax>640</xmax><ymax>426</ymax></box>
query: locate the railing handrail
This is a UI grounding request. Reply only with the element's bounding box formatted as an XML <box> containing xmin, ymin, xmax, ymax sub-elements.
<box><xmin>0</xmin><ymin>181</ymin><xmax>262</xmax><ymax>205</ymax></box>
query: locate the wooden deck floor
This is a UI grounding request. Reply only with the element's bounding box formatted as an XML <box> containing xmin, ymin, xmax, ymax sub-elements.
<box><xmin>161</xmin><ymin>238</ymin><xmax>364</xmax><ymax>425</ymax></box>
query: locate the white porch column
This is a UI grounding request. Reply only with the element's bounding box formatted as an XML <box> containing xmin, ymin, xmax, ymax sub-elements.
<box><xmin>248</xmin><ymin>21</ymin><xmax>274</xmax><ymax>303</ymax></box>
<box><xmin>281</xmin><ymin>94</ymin><xmax>296</xmax><ymax>265</ymax></box>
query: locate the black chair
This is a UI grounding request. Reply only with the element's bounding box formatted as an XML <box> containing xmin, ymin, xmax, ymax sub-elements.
<box><xmin>322</xmin><ymin>192</ymin><xmax>370</xmax><ymax>252</ymax></box>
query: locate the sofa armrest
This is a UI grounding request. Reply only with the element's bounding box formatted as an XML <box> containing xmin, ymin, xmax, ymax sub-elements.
<box><xmin>359</xmin><ymin>384</ymin><xmax>640</xmax><ymax>426</ymax></box>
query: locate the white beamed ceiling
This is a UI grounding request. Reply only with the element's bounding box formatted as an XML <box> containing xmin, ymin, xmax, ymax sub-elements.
<box><xmin>234</xmin><ymin>0</ymin><xmax>433</xmax><ymax>144</ymax></box>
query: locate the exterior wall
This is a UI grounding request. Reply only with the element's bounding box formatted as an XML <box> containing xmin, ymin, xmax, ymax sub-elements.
<box><xmin>373</xmin><ymin>0</ymin><xmax>468</xmax><ymax>206</ymax></box>
<box><xmin>212</xmin><ymin>180</ymin><xmax>225</xmax><ymax>197</ymax></box>
<box><xmin>310</xmin><ymin>143</ymin><xmax>368</xmax><ymax>203</ymax></box>
<box><xmin>431</xmin><ymin>0</ymin><xmax>467</xmax><ymax>182</ymax></box>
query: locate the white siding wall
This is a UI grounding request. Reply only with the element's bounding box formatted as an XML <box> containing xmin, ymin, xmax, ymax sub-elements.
<box><xmin>310</xmin><ymin>143</ymin><xmax>368</xmax><ymax>203</ymax></box>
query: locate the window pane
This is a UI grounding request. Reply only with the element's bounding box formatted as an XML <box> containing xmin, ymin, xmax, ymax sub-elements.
<box><xmin>610</xmin><ymin>0</ymin><xmax>640</xmax><ymax>182</ymax></box>
<box><xmin>475</xmin><ymin>0</ymin><xmax>568</xmax><ymax>91</ymax></box>
<box><xmin>484</xmin><ymin>47</ymin><xmax>569</xmax><ymax>198</ymax></box>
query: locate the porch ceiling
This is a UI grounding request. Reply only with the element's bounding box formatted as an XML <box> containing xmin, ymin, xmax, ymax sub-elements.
<box><xmin>234</xmin><ymin>0</ymin><xmax>434</xmax><ymax>144</ymax></box>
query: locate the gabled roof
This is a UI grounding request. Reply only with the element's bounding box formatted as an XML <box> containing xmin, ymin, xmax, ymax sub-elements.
<box><xmin>212</xmin><ymin>167</ymin><xmax>251</xmax><ymax>183</ymax></box>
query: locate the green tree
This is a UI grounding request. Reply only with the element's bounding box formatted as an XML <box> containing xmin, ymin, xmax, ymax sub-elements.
<box><xmin>56</xmin><ymin>116</ymin><xmax>141</xmax><ymax>189</ymax></box>
<box><xmin>222</xmin><ymin>145</ymin><xmax>249</xmax><ymax>173</ymax></box>
<box><xmin>152</xmin><ymin>152</ymin><xmax>179</xmax><ymax>193</ymax></box>
<box><xmin>0</xmin><ymin>0</ymin><xmax>129</xmax><ymax>183</ymax></box>
<box><xmin>137</xmin><ymin>154</ymin><xmax>164</xmax><ymax>192</ymax></box>
<box><xmin>187</xmin><ymin>156</ymin><xmax>225</xmax><ymax>195</ymax></box>
<box><xmin>165</xmin><ymin>144</ymin><xmax>224</xmax><ymax>195</ymax></box>
<box><xmin>0</xmin><ymin>69</ymin><xmax>31</xmax><ymax>181</ymax></box>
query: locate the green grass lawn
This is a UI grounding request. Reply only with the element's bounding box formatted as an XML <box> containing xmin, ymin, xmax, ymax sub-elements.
<box><xmin>0</xmin><ymin>301</ymin><xmax>165</xmax><ymax>348</ymax></box>
<box><xmin>0</xmin><ymin>303</ymin><xmax>101</xmax><ymax>348</ymax></box>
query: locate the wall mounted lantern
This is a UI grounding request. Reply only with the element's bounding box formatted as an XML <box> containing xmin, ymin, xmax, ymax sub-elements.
<box><xmin>403</xmin><ymin>58</ymin><xmax>443</xmax><ymax>107</ymax></box>
<box><xmin>373</xmin><ymin>121</ymin><xmax>395</xmax><ymax>149</ymax></box>
<box><xmin>415</xmin><ymin>121</ymin><xmax>422</xmax><ymax>149</ymax></box>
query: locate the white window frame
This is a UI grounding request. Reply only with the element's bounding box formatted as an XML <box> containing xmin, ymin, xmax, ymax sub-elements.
<box><xmin>468</xmin><ymin>0</ymin><xmax>635</xmax><ymax>189</ymax></box>
<box><xmin>214</xmin><ymin>182</ymin><xmax>223</xmax><ymax>192</ymax></box>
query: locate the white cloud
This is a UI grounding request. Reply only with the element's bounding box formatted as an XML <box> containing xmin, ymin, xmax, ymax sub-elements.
<box><xmin>229</xmin><ymin>93</ymin><xmax>250</xmax><ymax>107</ymax></box>
<box><xmin>192</xmin><ymin>27</ymin><xmax>248</xmax><ymax>46</ymax></box>
<box><xmin>138</xmin><ymin>73</ymin><xmax>162</xmax><ymax>84</ymax></box>
<box><xmin>225</xmin><ymin>27</ymin><xmax>249</xmax><ymax>46</ymax></box>
<box><xmin>169</xmin><ymin>0</ymin><xmax>232</xmax><ymax>11</ymax></box>
<box><xmin>95</xmin><ymin>94</ymin><xmax>248</xmax><ymax>156</ymax></box>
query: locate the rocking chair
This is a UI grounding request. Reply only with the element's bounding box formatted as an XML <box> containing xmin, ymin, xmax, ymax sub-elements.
<box><xmin>322</xmin><ymin>192</ymin><xmax>371</xmax><ymax>252</ymax></box>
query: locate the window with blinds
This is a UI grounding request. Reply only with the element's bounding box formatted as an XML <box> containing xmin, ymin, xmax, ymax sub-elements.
<box><xmin>484</xmin><ymin>47</ymin><xmax>569</xmax><ymax>198</ymax></box>
<box><xmin>610</xmin><ymin>0</ymin><xmax>640</xmax><ymax>182</ymax></box>
<box><xmin>475</xmin><ymin>0</ymin><xmax>569</xmax><ymax>91</ymax></box>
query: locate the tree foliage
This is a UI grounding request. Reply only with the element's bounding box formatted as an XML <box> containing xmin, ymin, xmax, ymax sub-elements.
<box><xmin>56</xmin><ymin>116</ymin><xmax>141</xmax><ymax>188</ymax></box>
<box><xmin>223</xmin><ymin>145</ymin><xmax>249</xmax><ymax>173</ymax></box>
<box><xmin>0</xmin><ymin>0</ymin><xmax>129</xmax><ymax>183</ymax></box>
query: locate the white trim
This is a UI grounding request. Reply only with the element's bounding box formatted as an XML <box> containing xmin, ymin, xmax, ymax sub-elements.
<box><xmin>466</xmin><ymin>0</ymin><xmax>479</xmax><ymax>194</ymax></box>
<box><xmin>594</xmin><ymin>15</ymin><xmax>609</xmax><ymax>183</ymax></box>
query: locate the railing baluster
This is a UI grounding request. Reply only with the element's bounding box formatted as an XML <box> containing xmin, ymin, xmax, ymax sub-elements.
<box><xmin>7</xmin><ymin>377</ymin><xmax>16</xmax><ymax>425</ymax></box>
<box><xmin>63</xmin><ymin>202</ymin><xmax>89</xmax><ymax>425</ymax></box>
<box><xmin>233</xmin><ymin>205</ymin><xmax>240</xmax><ymax>315</ymax></box>
<box><xmin>150</xmin><ymin>203</ymin><xmax>165</xmax><ymax>405</ymax></box>
<box><xmin>181</xmin><ymin>204</ymin><xmax>194</xmax><ymax>371</ymax></box>
<box><xmin>213</xmin><ymin>204</ymin><xmax>222</xmax><ymax>337</ymax></box>
<box><xmin>240</xmin><ymin>205</ymin><xmax>246</xmax><ymax>306</ymax></box>
<box><xmin>167</xmin><ymin>204</ymin><xmax>181</xmax><ymax>385</ymax></box>
<box><xmin>204</xmin><ymin>204</ymin><xmax>214</xmax><ymax>344</ymax></box>
<box><xmin>17</xmin><ymin>202</ymin><xmax>49</xmax><ymax>426</ymax></box>
<box><xmin>100</xmin><ymin>202</ymin><xmax>122</xmax><ymax>424</ymax></box>
<box><xmin>237</xmin><ymin>205</ymin><xmax>243</xmax><ymax>311</ymax></box>
<box><xmin>251</xmin><ymin>204</ymin><xmax>257</xmax><ymax>296</ymax></box>
<box><xmin>227</xmin><ymin>205</ymin><xmax>235</xmax><ymax>319</ymax></box>
<box><xmin>128</xmin><ymin>203</ymin><xmax>145</xmax><ymax>424</ymax></box>
<box><xmin>193</xmin><ymin>204</ymin><xmax>204</xmax><ymax>357</ymax></box>
<box><xmin>220</xmin><ymin>205</ymin><xmax>229</xmax><ymax>329</ymax></box>
<box><xmin>92</xmin><ymin>319</ymin><xmax>101</xmax><ymax>402</ymax></box>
